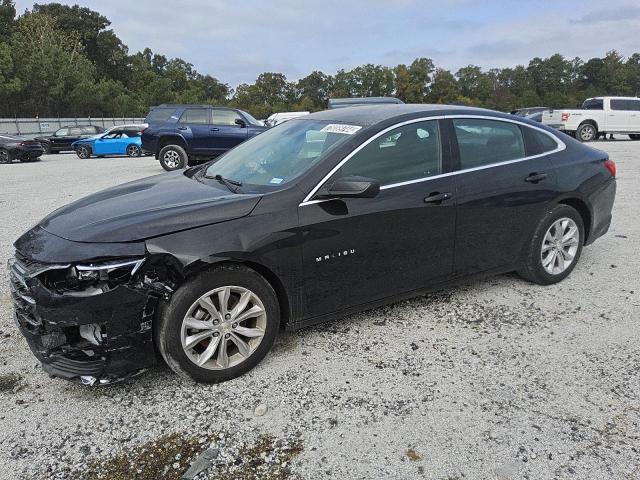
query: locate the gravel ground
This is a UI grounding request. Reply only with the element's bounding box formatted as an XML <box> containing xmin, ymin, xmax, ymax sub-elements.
<box><xmin>0</xmin><ymin>143</ymin><xmax>638</xmax><ymax>480</ymax></box>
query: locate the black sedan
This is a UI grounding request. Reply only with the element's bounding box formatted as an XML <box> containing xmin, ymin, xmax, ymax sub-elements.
<box><xmin>0</xmin><ymin>134</ymin><xmax>45</xmax><ymax>164</ymax></box>
<box><xmin>9</xmin><ymin>105</ymin><xmax>616</xmax><ymax>385</ymax></box>
<box><xmin>35</xmin><ymin>125</ymin><xmax>105</xmax><ymax>154</ymax></box>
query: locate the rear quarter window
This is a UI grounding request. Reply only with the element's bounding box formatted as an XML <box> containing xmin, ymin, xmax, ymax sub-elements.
<box><xmin>146</xmin><ymin>107</ymin><xmax>177</xmax><ymax>123</ymax></box>
<box><xmin>522</xmin><ymin>126</ymin><xmax>560</xmax><ymax>156</ymax></box>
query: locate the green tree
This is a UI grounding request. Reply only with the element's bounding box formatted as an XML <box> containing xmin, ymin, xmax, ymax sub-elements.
<box><xmin>0</xmin><ymin>0</ymin><xmax>16</xmax><ymax>41</ymax></box>
<box><xmin>427</xmin><ymin>68</ymin><xmax>460</xmax><ymax>104</ymax></box>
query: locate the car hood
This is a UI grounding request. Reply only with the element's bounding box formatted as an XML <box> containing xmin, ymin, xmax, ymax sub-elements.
<box><xmin>39</xmin><ymin>171</ymin><xmax>262</xmax><ymax>243</ymax></box>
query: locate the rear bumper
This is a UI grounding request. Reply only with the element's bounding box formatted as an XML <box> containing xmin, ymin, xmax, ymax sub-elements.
<box><xmin>586</xmin><ymin>177</ymin><xmax>616</xmax><ymax>245</ymax></box>
<box><xmin>9</xmin><ymin>146</ymin><xmax>44</xmax><ymax>160</ymax></box>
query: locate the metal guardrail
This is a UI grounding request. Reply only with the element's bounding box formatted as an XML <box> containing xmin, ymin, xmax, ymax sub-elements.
<box><xmin>0</xmin><ymin>117</ymin><xmax>146</xmax><ymax>138</ymax></box>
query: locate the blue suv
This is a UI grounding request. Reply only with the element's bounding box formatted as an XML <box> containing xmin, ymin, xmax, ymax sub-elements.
<box><xmin>142</xmin><ymin>105</ymin><xmax>268</xmax><ymax>171</ymax></box>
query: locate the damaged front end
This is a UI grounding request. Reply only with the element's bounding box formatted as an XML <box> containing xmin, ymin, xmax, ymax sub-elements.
<box><xmin>8</xmin><ymin>251</ymin><xmax>176</xmax><ymax>385</ymax></box>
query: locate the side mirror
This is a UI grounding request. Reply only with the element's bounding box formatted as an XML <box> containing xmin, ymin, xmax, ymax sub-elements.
<box><xmin>235</xmin><ymin>118</ymin><xmax>247</xmax><ymax>128</ymax></box>
<box><xmin>322</xmin><ymin>176</ymin><xmax>380</xmax><ymax>199</ymax></box>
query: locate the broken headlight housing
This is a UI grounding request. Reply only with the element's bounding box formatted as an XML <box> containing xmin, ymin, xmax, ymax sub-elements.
<box><xmin>40</xmin><ymin>258</ymin><xmax>145</xmax><ymax>296</ymax></box>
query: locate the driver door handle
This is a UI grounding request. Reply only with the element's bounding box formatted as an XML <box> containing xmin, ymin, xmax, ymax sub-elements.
<box><xmin>525</xmin><ymin>172</ymin><xmax>548</xmax><ymax>183</ymax></box>
<box><xmin>424</xmin><ymin>192</ymin><xmax>453</xmax><ymax>204</ymax></box>
<box><xmin>210</xmin><ymin>128</ymin><xmax>220</xmax><ymax>132</ymax></box>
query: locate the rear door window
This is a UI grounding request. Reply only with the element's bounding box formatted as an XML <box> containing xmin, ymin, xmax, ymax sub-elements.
<box><xmin>453</xmin><ymin>118</ymin><xmax>525</xmax><ymax>169</ymax></box>
<box><xmin>69</xmin><ymin>127</ymin><xmax>83</xmax><ymax>136</ymax></box>
<box><xmin>179</xmin><ymin>109</ymin><xmax>210</xmax><ymax>124</ymax></box>
<box><xmin>582</xmin><ymin>99</ymin><xmax>604</xmax><ymax>110</ymax></box>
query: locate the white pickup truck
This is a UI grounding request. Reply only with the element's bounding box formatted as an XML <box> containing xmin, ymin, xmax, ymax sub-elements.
<box><xmin>542</xmin><ymin>96</ymin><xmax>640</xmax><ymax>142</ymax></box>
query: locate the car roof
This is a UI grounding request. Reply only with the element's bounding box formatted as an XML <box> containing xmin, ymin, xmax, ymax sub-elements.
<box><xmin>303</xmin><ymin>104</ymin><xmax>500</xmax><ymax>127</ymax></box>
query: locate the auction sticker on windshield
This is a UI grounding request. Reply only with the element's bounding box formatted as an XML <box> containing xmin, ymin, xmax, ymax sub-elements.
<box><xmin>320</xmin><ymin>124</ymin><xmax>362</xmax><ymax>135</ymax></box>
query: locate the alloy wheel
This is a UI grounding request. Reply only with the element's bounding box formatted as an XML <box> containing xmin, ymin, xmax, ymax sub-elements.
<box><xmin>180</xmin><ymin>286</ymin><xmax>267</xmax><ymax>370</ymax></box>
<box><xmin>163</xmin><ymin>150</ymin><xmax>180</xmax><ymax>169</ymax></box>
<box><xmin>579</xmin><ymin>125</ymin><xmax>595</xmax><ymax>141</ymax></box>
<box><xmin>0</xmin><ymin>149</ymin><xmax>9</xmax><ymax>164</ymax></box>
<box><xmin>127</xmin><ymin>145</ymin><xmax>140</xmax><ymax>157</ymax></box>
<box><xmin>541</xmin><ymin>217</ymin><xmax>580</xmax><ymax>275</ymax></box>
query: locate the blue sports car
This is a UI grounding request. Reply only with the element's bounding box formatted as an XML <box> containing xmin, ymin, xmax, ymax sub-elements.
<box><xmin>72</xmin><ymin>127</ymin><xmax>143</xmax><ymax>159</ymax></box>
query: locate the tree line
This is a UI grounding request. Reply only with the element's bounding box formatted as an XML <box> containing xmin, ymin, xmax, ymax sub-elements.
<box><xmin>1</xmin><ymin>1</ymin><xmax>639</xmax><ymax>119</ymax></box>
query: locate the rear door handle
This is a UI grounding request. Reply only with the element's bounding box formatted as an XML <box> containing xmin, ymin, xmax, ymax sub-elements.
<box><xmin>177</xmin><ymin>127</ymin><xmax>188</xmax><ymax>131</ymax></box>
<box><xmin>525</xmin><ymin>172</ymin><xmax>548</xmax><ymax>183</ymax></box>
<box><xmin>424</xmin><ymin>192</ymin><xmax>453</xmax><ymax>204</ymax></box>
<box><xmin>210</xmin><ymin>128</ymin><xmax>220</xmax><ymax>132</ymax></box>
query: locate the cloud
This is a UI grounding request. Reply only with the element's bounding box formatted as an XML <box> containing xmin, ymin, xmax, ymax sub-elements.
<box><xmin>12</xmin><ymin>0</ymin><xmax>640</xmax><ymax>86</ymax></box>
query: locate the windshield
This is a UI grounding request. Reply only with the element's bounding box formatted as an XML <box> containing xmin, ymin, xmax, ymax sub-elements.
<box><xmin>204</xmin><ymin>120</ymin><xmax>360</xmax><ymax>188</ymax></box>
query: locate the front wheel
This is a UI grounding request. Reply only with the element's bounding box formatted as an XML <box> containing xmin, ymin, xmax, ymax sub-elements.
<box><xmin>159</xmin><ymin>145</ymin><xmax>187</xmax><ymax>171</ymax></box>
<box><xmin>155</xmin><ymin>265</ymin><xmax>280</xmax><ymax>383</ymax></box>
<box><xmin>76</xmin><ymin>145</ymin><xmax>91</xmax><ymax>159</ymax></box>
<box><xmin>518</xmin><ymin>205</ymin><xmax>584</xmax><ymax>285</ymax></box>
<box><xmin>576</xmin><ymin>123</ymin><xmax>597</xmax><ymax>142</ymax></box>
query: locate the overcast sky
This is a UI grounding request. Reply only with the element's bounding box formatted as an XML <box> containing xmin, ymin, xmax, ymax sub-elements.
<box><xmin>14</xmin><ymin>0</ymin><xmax>640</xmax><ymax>87</ymax></box>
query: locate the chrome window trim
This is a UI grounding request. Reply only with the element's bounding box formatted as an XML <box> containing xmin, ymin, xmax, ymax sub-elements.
<box><xmin>299</xmin><ymin>114</ymin><xmax>566</xmax><ymax>207</ymax></box>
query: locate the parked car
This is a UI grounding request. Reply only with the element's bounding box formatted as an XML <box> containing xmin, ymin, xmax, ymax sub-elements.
<box><xmin>511</xmin><ymin>107</ymin><xmax>549</xmax><ymax>117</ymax></box>
<box><xmin>265</xmin><ymin>111</ymin><xmax>310</xmax><ymax>127</ymax></box>
<box><xmin>328</xmin><ymin>97</ymin><xmax>404</xmax><ymax>109</ymax></box>
<box><xmin>35</xmin><ymin>125</ymin><xmax>105</xmax><ymax>153</ymax></box>
<box><xmin>9</xmin><ymin>105</ymin><xmax>616</xmax><ymax>385</ymax></box>
<box><xmin>542</xmin><ymin>96</ymin><xmax>640</xmax><ymax>142</ymax></box>
<box><xmin>104</xmin><ymin>123</ymin><xmax>148</xmax><ymax>134</ymax></box>
<box><xmin>0</xmin><ymin>134</ymin><xmax>45</xmax><ymax>164</ymax></box>
<box><xmin>141</xmin><ymin>105</ymin><xmax>268</xmax><ymax>171</ymax></box>
<box><xmin>72</xmin><ymin>128</ymin><xmax>143</xmax><ymax>159</ymax></box>
<box><xmin>525</xmin><ymin>112</ymin><xmax>544</xmax><ymax>122</ymax></box>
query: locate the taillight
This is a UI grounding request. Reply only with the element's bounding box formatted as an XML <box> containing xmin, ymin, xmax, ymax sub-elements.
<box><xmin>561</xmin><ymin>112</ymin><xmax>570</xmax><ymax>122</ymax></box>
<box><xmin>604</xmin><ymin>159</ymin><xmax>616</xmax><ymax>177</ymax></box>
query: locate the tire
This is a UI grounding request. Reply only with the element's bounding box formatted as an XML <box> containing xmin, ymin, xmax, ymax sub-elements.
<box><xmin>76</xmin><ymin>145</ymin><xmax>91</xmax><ymax>159</ymax></box>
<box><xmin>518</xmin><ymin>204</ymin><xmax>584</xmax><ymax>285</ymax></box>
<box><xmin>0</xmin><ymin>149</ymin><xmax>11</xmax><ymax>164</ymax></box>
<box><xmin>576</xmin><ymin>123</ymin><xmax>597</xmax><ymax>142</ymax></box>
<box><xmin>43</xmin><ymin>143</ymin><xmax>52</xmax><ymax>154</ymax></box>
<box><xmin>127</xmin><ymin>144</ymin><xmax>142</xmax><ymax>158</ymax></box>
<box><xmin>155</xmin><ymin>265</ymin><xmax>280</xmax><ymax>383</ymax></box>
<box><xmin>159</xmin><ymin>144</ymin><xmax>187</xmax><ymax>171</ymax></box>
<box><xmin>629</xmin><ymin>134</ymin><xmax>640</xmax><ymax>140</ymax></box>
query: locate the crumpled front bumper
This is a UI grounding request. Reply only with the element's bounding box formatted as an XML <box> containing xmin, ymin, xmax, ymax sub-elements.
<box><xmin>8</xmin><ymin>255</ymin><xmax>159</xmax><ymax>385</ymax></box>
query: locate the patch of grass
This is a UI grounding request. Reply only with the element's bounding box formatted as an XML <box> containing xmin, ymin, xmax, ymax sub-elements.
<box><xmin>79</xmin><ymin>432</ymin><xmax>207</xmax><ymax>480</ymax></box>
<box><xmin>0</xmin><ymin>373</ymin><xmax>22</xmax><ymax>393</ymax></box>
<box><xmin>71</xmin><ymin>432</ymin><xmax>304</xmax><ymax>480</ymax></box>
<box><xmin>209</xmin><ymin>434</ymin><xmax>304</xmax><ymax>480</ymax></box>
<box><xmin>406</xmin><ymin>448</ymin><xmax>422</xmax><ymax>462</ymax></box>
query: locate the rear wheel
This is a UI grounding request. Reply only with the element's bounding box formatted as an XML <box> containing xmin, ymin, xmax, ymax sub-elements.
<box><xmin>576</xmin><ymin>123</ymin><xmax>597</xmax><ymax>142</ymax></box>
<box><xmin>155</xmin><ymin>265</ymin><xmax>280</xmax><ymax>383</ymax></box>
<box><xmin>629</xmin><ymin>134</ymin><xmax>640</xmax><ymax>140</ymax></box>
<box><xmin>0</xmin><ymin>149</ymin><xmax>11</xmax><ymax>164</ymax></box>
<box><xmin>159</xmin><ymin>144</ymin><xmax>187</xmax><ymax>171</ymax></box>
<box><xmin>76</xmin><ymin>145</ymin><xmax>91</xmax><ymax>159</ymax></box>
<box><xmin>518</xmin><ymin>204</ymin><xmax>584</xmax><ymax>285</ymax></box>
<box><xmin>127</xmin><ymin>144</ymin><xmax>142</xmax><ymax>157</ymax></box>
